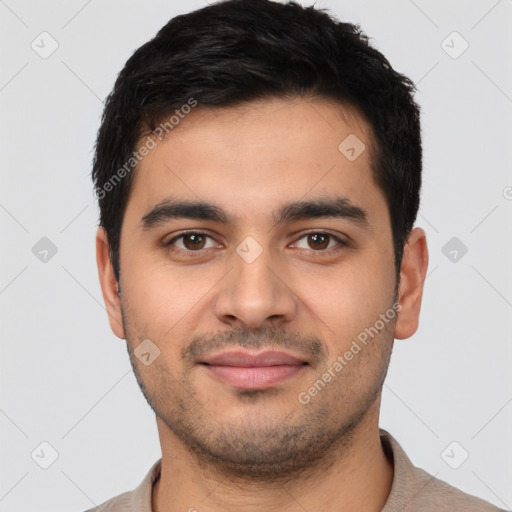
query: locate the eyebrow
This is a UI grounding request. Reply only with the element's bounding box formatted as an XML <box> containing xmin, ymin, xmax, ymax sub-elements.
<box><xmin>140</xmin><ymin>196</ymin><xmax>369</xmax><ymax>231</ymax></box>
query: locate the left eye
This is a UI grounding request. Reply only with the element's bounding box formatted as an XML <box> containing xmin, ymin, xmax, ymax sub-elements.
<box><xmin>292</xmin><ymin>232</ymin><xmax>346</xmax><ymax>251</ymax></box>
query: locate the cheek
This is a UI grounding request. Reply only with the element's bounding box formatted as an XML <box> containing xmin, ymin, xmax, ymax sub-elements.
<box><xmin>295</xmin><ymin>255</ymin><xmax>395</xmax><ymax>347</ymax></box>
<box><xmin>122</xmin><ymin>247</ymin><xmax>210</xmax><ymax>313</ymax></box>
<box><xmin>121</xmin><ymin>229</ymin><xmax>395</xmax><ymax>344</ymax></box>
<box><xmin>120</xmin><ymin>252</ymin><xmax>225</xmax><ymax>355</ymax></box>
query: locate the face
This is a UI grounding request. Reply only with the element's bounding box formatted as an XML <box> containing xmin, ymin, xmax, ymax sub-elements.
<box><xmin>99</xmin><ymin>96</ymin><xmax>419</xmax><ymax>481</ymax></box>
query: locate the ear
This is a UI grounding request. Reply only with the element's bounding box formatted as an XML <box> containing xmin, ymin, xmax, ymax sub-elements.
<box><xmin>394</xmin><ymin>227</ymin><xmax>429</xmax><ymax>340</ymax></box>
<box><xmin>96</xmin><ymin>227</ymin><xmax>126</xmax><ymax>339</ymax></box>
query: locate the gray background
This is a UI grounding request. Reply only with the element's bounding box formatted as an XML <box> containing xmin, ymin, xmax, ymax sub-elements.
<box><xmin>1</xmin><ymin>0</ymin><xmax>511</xmax><ymax>510</ymax></box>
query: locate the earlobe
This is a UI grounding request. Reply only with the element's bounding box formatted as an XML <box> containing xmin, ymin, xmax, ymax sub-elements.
<box><xmin>95</xmin><ymin>227</ymin><xmax>126</xmax><ymax>339</ymax></box>
<box><xmin>394</xmin><ymin>227</ymin><xmax>429</xmax><ymax>340</ymax></box>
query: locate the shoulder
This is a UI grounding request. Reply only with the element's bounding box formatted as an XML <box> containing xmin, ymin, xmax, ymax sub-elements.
<box><xmin>81</xmin><ymin>458</ymin><xmax>161</xmax><ymax>512</ymax></box>
<box><xmin>380</xmin><ymin>429</ymin><xmax>505</xmax><ymax>512</ymax></box>
<box><xmin>82</xmin><ymin>490</ymin><xmax>133</xmax><ymax>512</ymax></box>
<box><xmin>409</xmin><ymin>465</ymin><xmax>506</xmax><ymax>511</ymax></box>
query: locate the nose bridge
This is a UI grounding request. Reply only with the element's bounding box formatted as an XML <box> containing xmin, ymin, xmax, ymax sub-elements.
<box><xmin>212</xmin><ymin>236</ymin><xmax>297</xmax><ymax>328</ymax></box>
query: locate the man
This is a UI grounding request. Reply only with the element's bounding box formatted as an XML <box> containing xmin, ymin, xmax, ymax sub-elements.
<box><xmin>89</xmin><ymin>0</ymin><xmax>504</xmax><ymax>510</ymax></box>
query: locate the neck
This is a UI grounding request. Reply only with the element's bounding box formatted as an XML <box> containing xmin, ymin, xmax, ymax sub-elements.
<box><xmin>152</xmin><ymin>400</ymin><xmax>394</xmax><ymax>512</ymax></box>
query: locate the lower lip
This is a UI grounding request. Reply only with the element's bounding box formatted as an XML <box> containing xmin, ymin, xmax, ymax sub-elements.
<box><xmin>202</xmin><ymin>364</ymin><xmax>305</xmax><ymax>390</ymax></box>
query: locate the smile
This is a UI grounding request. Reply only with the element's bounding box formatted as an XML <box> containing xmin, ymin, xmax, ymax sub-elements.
<box><xmin>200</xmin><ymin>350</ymin><xmax>309</xmax><ymax>390</ymax></box>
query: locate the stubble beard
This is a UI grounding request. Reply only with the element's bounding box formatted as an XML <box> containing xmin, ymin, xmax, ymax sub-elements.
<box><xmin>123</xmin><ymin>313</ymin><xmax>394</xmax><ymax>484</ymax></box>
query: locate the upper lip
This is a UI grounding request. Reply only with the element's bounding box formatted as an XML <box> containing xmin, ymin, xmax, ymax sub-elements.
<box><xmin>200</xmin><ymin>350</ymin><xmax>307</xmax><ymax>367</ymax></box>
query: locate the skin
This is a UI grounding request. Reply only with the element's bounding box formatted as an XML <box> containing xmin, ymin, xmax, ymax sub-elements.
<box><xmin>96</xmin><ymin>96</ymin><xmax>428</xmax><ymax>512</ymax></box>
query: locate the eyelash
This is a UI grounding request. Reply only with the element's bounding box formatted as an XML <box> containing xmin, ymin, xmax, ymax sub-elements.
<box><xmin>164</xmin><ymin>230</ymin><xmax>348</xmax><ymax>257</ymax></box>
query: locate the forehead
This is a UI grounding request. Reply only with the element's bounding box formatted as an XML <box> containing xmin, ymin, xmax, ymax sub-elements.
<box><xmin>124</xmin><ymin>96</ymin><xmax>386</xmax><ymax>228</ymax></box>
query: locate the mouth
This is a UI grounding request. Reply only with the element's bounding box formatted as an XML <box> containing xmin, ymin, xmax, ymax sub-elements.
<box><xmin>199</xmin><ymin>350</ymin><xmax>309</xmax><ymax>390</ymax></box>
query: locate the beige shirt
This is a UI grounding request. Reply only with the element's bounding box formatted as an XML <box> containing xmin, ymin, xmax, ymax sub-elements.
<box><xmin>84</xmin><ymin>428</ymin><xmax>505</xmax><ymax>511</ymax></box>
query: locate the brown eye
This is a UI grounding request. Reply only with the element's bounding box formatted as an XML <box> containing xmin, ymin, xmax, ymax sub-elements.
<box><xmin>166</xmin><ymin>232</ymin><xmax>216</xmax><ymax>253</ymax></box>
<box><xmin>181</xmin><ymin>233</ymin><xmax>207</xmax><ymax>250</ymax></box>
<box><xmin>292</xmin><ymin>232</ymin><xmax>347</xmax><ymax>253</ymax></box>
<box><xmin>307</xmin><ymin>233</ymin><xmax>330</xmax><ymax>250</ymax></box>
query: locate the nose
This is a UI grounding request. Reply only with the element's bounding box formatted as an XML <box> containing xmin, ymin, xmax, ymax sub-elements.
<box><xmin>212</xmin><ymin>240</ymin><xmax>298</xmax><ymax>330</ymax></box>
